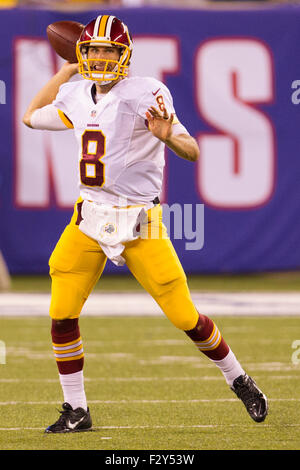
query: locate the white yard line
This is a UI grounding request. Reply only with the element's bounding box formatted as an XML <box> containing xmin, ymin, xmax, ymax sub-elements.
<box><xmin>0</xmin><ymin>398</ymin><xmax>299</xmax><ymax>406</ymax></box>
<box><xmin>1</xmin><ymin>291</ymin><xmax>300</xmax><ymax>316</ymax></box>
<box><xmin>0</xmin><ymin>423</ymin><xmax>299</xmax><ymax>432</ymax></box>
<box><xmin>0</xmin><ymin>374</ymin><xmax>298</xmax><ymax>384</ymax></box>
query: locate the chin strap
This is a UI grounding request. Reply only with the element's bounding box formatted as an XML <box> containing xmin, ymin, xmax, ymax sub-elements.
<box><xmin>94</xmin><ymin>63</ymin><xmax>120</xmax><ymax>85</ymax></box>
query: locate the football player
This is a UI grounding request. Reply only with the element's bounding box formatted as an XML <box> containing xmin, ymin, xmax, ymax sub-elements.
<box><xmin>23</xmin><ymin>15</ymin><xmax>268</xmax><ymax>433</ymax></box>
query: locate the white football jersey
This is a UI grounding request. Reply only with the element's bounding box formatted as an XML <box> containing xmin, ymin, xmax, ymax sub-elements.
<box><xmin>51</xmin><ymin>76</ymin><xmax>188</xmax><ymax>206</ymax></box>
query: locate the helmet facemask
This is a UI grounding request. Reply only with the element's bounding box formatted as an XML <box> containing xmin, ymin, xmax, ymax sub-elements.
<box><xmin>76</xmin><ymin>39</ymin><xmax>131</xmax><ymax>85</ymax></box>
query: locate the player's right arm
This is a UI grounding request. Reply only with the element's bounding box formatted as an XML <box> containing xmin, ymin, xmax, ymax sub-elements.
<box><xmin>22</xmin><ymin>62</ymin><xmax>78</xmax><ymax>129</ymax></box>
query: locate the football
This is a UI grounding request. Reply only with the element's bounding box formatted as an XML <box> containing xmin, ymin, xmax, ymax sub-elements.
<box><xmin>46</xmin><ymin>20</ymin><xmax>85</xmax><ymax>63</ymax></box>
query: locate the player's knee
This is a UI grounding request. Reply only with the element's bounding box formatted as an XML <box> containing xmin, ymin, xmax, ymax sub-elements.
<box><xmin>49</xmin><ymin>272</ymin><xmax>85</xmax><ymax>320</ymax></box>
<box><xmin>170</xmin><ymin>314</ymin><xmax>198</xmax><ymax>331</ymax></box>
<box><xmin>157</xmin><ymin>278</ymin><xmax>199</xmax><ymax>331</ymax></box>
<box><xmin>49</xmin><ymin>292</ymin><xmax>83</xmax><ymax>320</ymax></box>
<box><xmin>49</xmin><ymin>282</ymin><xmax>84</xmax><ymax>321</ymax></box>
<box><xmin>49</xmin><ymin>303</ymin><xmax>78</xmax><ymax>321</ymax></box>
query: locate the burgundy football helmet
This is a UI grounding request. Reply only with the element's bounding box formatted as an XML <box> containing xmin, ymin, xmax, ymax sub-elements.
<box><xmin>76</xmin><ymin>15</ymin><xmax>133</xmax><ymax>84</ymax></box>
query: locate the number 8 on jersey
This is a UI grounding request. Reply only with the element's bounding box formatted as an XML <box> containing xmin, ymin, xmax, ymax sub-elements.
<box><xmin>80</xmin><ymin>130</ymin><xmax>106</xmax><ymax>187</ymax></box>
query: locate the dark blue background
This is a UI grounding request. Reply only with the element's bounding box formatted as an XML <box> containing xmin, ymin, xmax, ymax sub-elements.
<box><xmin>1</xmin><ymin>5</ymin><xmax>300</xmax><ymax>274</ymax></box>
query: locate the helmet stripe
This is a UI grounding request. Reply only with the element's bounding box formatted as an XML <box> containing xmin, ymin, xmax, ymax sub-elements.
<box><xmin>93</xmin><ymin>15</ymin><xmax>102</xmax><ymax>37</ymax></box>
<box><xmin>105</xmin><ymin>15</ymin><xmax>115</xmax><ymax>38</ymax></box>
<box><xmin>98</xmin><ymin>14</ymin><xmax>109</xmax><ymax>37</ymax></box>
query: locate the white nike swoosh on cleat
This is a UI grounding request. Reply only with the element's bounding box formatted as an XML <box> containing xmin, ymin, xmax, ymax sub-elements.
<box><xmin>67</xmin><ymin>416</ymin><xmax>85</xmax><ymax>430</ymax></box>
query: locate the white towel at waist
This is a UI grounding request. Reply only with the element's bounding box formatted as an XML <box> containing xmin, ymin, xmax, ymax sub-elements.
<box><xmin>78</xmin><ymin>200</ymin><xmax>154</xmax><ymax>266</ymax></box>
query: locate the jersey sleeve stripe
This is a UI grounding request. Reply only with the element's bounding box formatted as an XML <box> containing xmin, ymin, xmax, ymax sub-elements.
<box><xmin>57</xmin><ymin>109</ymin><xmax>74</xmax><ymax>129</ymax></box>
<box><xmin>172</xmin><ymin>114</ymin><xmax>179</xmax><ymax>125</ymax></box>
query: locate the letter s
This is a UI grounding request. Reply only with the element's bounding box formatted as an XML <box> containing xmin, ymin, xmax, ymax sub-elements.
<box><xmin>196</xmin><ymin>38</ymin><xmax>275</xmax><ymax>209</ymax></box>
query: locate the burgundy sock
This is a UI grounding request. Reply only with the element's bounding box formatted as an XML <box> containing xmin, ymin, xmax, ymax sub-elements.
<box><xmin>51</xmin><ymin>319</ymin><xmax>84</xmax><ymax>374</ymax></box>
<box><xmin>185</xmin><ymin>314</ymin><xmax>229</xmax><ymax>360</ymax></box>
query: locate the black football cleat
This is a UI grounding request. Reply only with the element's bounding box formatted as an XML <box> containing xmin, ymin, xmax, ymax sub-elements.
<box><xmin>231</xmin><ymin>374</ymin><xmax>268</xmax><ymax>423</ymax></box>
<box><xmin>45</xmin><ymin>402</ymin><xmax>92</xmax><ymax>433</ymax></box>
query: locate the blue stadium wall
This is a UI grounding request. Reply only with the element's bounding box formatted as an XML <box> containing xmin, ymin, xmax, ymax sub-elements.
<box><xmin>1</xmin><ymin>5</ymin><xmax>300</xmax><ymax>274</ymax></box>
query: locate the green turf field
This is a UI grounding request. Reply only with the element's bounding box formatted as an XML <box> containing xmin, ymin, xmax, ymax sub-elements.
<box><xmin>7</xmin><ymin>271</ymin><xmax>300</xmax><ymax>293</ymax></box>
<box><xmin>0</xmin><ymin>315</ymin><xmax>299</xmax><ymax>450</ymax></box>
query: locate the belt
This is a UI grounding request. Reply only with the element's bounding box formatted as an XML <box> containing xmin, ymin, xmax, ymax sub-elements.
<box><xmin>76</xmin><ymin>197</ymin><xmax>160</xmax><ymax>226</ymax></box>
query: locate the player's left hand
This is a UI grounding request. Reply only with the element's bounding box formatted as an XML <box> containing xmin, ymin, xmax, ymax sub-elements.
<box><xmin>146</xmin><ymin>106</ymin><xmax>174</xmax><ymax>142</ymax></box>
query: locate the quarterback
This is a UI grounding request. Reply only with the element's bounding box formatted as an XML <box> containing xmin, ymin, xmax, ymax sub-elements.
<box><xmin>23</xmin><ymin>15</ymin><xmax>268</xmax><ymax>433</ymax></box>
